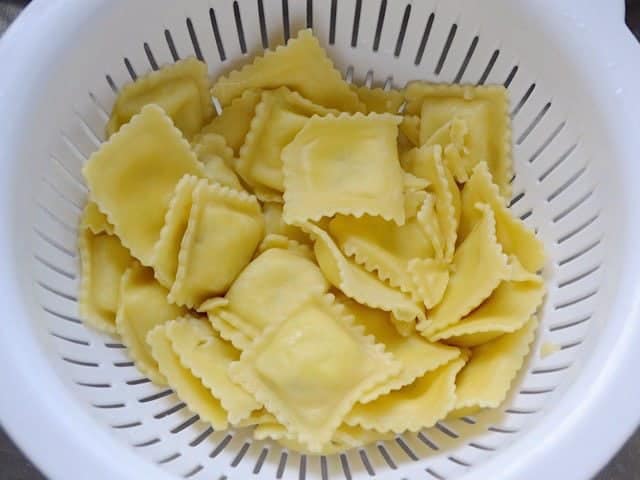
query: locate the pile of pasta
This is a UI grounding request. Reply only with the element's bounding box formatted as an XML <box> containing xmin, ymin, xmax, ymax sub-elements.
<box><xmin>79</xmin><ymin>29</ymin><xmax>546</xmax><ymax>454</ymax></box>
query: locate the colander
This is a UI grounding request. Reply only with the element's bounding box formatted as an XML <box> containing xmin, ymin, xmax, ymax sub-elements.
<box><xmin>1</xmin><ymin>0</ymin><xmax>640</xmax><ymax>479</ymax></box>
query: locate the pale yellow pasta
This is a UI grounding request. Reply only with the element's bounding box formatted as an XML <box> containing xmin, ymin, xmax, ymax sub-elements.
<box><xmin>402</xmin><ymin>144</ymin><xmax>460</xmax><ymax>262</ymax></box>
<box><xmin>328</xmin><ymin>193</ymin><xmax>435</xmax><ymax>300</ymax></box>
<box><xmin>404</xmin><ymin>82</ymin><xmax>511</xmax><ymax>196</ymax></box>
<box><xmin>255</xmin><ymin>422</ymin><xmax>395</xmax><ymax>455</ymax></box>
<box><xmin>81</xmin><ymin>201</ymin><xmax>113</xmax><ymax>235</ymax></box>
<box><xmin>202</xmin><ymin>246</ymin><xmax>328</xmax><ymax>350</ymax></box>
<box><xmin>166</xmin><ymin>317</ymin><xmax>261</xmax><ymax>424</ymax></box>
<box><xmin>256</xmin><ymin>234</ymin><xmax>313</xmax><ymax>259</ymax></box>
<box><xmin>169</xmin><ymin>181</ymin><xmax>264</xmax><ymax>308</ymax></box>
<box><xmin>399</xmin><ymin>115</ymin><xmax>420</xmax><ymax>147</ymax></box>
<box><xmin>451</xmin><ymin>316</ymin><xmax>538</xmax><ymax>416</ymax></box>
<box><xmin>423</xmin><ymin>117</ymin><xmax>470</xmax><ymax>183</ymax></box>
<box><xmin>237</xmin><ymin>87</ymin><xmax>337</xmax><ymax>194</ymax></box>
<box><xmin>282</xmin><ymin>113</ymin><xmax>405</xmax><ymax>225</ymax></box>
<box><xmin>228</xmin><ymin>294</ymin><xmax>400</xmax><ymax>451</ymax></box>
<box><xmin>345</xmin><ymin>356</ymin><xmax>466</xmax><ymax>433</ymax></box>
<box><xmin>418</xmin><ymin>203</ymin><xmax>510</xmax><ymax>338</ymax></box>
<box><xmin>76</xmin><ymin>32</ymin><xmax>547</xmax><ymax>455</ymax></box>
<box><xmin>199</xmin><ymin>89</ymin><xmax>262</xmax><ymax>154</ymax></box>
<box><xmin>431</xmin><ymin>258</ymin><xmax>545</xmax><ymax>346</ymax></box>
<box><xmin>83</xmin><ymin>105</ymin><xmax>205</xmax><ymax>266</ymax></box>
<box><xmin>107</xmin><ymin>57</ymin><xmax>214</xmax><ymax>140</ymax></box>
<box><xmin>262</xmin><ymin>202</ymin><xmax>311</xmax><ymax>245</ymax></box>
<box><xmin>150</xmin><ymin>174</ymin><xmax>199</xmax><ymax>289</ymax></box>
<box><xmin>192</xmin><ymin>133</ymin><xmax>243</xmax><ymax>191</ymax></box>
<box><xmin>116</xmin><ymin>263</ymin><xmax>187</xmax><ymax>385</ymax></box>
<box><xmin>211</xmin><ymin>29</ymin><xmax>363</xmax><ymax>112</ymax></box>
<box><xmin>340</xmin><ymin>296</ymin><xmax>460</xmax><ymax>402</ymax></box>
<box><xmin>78</xmin><ymin>229</ymin><xmax>132</xmax><ymax>334</ymax></box>
<box><xmin>303</xmin><ymin>221</ymin><xmax>427</xmax><ymax>331</ymax></box>
<box><xmin>460</xmin><ymin>162</ymin><xmax>546</xmax><ymax>272</ymax></box>
<box><xmin>148</xmin><ymin>322</ymin><xmax>229</xmax><ymax>429</ymax></box>
<box><xmin>406</xmin><ymin>257</ymin><xmax>449</xmax><ymax>309</ymax></box>
<box><xmin>350</xmin><ymin>84</ymin><xmax>404</xmax><ymax>114</ymax></box>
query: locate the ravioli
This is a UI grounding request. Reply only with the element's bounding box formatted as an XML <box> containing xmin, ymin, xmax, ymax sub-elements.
<box><xmin>404</xmin><ymin>82</ymin><xmax>511</xmax><ymax>196</ymax></box>
<box><xmin>460</xmin><ymin>162</ymin><xmax>546</xmax><ymax>272</ymax></box>
<box><xmin>148</xmin><ymin>321</ymin><xmax>229</xmax><ymax>429</ymax></box>
<box><xmin>78</xmin><ymin>228</ymin><xmax>132</xmax><ymax>333</ymax></box>
<box><xmin>211</xmin><ymin>29</ymin><xmax>363</xmax><ymax>112</ymax></box>
<box><xmin>107</xmin><ymin>57</ymin><xmax>214</xmax><ymax>140</ymax></box>
<box><xmin>282</xmin><ymin>113</ymin><xmax>405</xmax><ymax>225</ymax></box>
<box><xmin>116</xmin><ymin>262</ymin><xmax>187</xmax><ymax>384</ymax></box>
<box><xmin>165</xmin><ymin>316</ymin><xmax>261</xmax><ymax>424</ymax></box>
<box><xmin>83</xmin><ymin>105</ymin><xmax>205</xmax><ymax>266</ymax></box>
<box><xmin>237</xmin><ymin>87</ymin><xmax>336</xmax><ymax>194</ymax></box>
<box><xmin>203</xmin><ymin>246</ymin><xmax>328</xmax><ymax>350</ymax></box>
<box><xmin>168</xmin><ymin>180</ymin><xmax>264</xmax><ymax>308</ymax></box>
<box><xmin>228</xmin><ymin>294</ymin><xmax>400</xmax><ymax>451</ymax></box>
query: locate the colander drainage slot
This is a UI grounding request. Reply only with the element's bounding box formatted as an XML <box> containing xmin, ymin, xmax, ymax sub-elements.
<box><xmin>208</xmin><ymin>9</ymin><xmax>226</xmax><ymax>61</ymax></box>
<box><xmin>123</xmin><ymin>58</ymin><xmax>137</xmax><ymax>80</ymax></box>
<box><xmin>414</xmin><ymin>12</ymin><xmax>434</xmax><ymax>65</ymax></box>
<box><xmin>186</xmin><ymin>18</ymin><xmax>204</xmax><ymax>62</ymax></box>
<box><xmin>276</xmin><ymin>450</ymin><xmax>288</xmax><ymax>478</ymax></box>
<box><xmin>157</xmin><ymin>452</ymin><xmax>181</xmax><ymax>464</ymax></box>
<box><xmin>351</xmin><ymin>0</ymin><xmax>362</xmax><ymax>47</ymax></box>
<box><xmin>453</xmin><ymin>35</ymin><xmax>478</xmax><ymax>83</ymax></box>
<box><xmin>232</xmin><ymin>2</ymin><xmax>248</xmax><ymax>54</ymax></box>
<box><xmin>183</xmin><ymin>464</ymin><xmax>203</xmax><ymax>478</ymax></box>
<box><xmin>143</xmin><ymin>43</ymin><xmax>159</xmax><ymax>70</ymax></box>
<box><xmin>230</xmin><ymin>441</ymin><xmax>250</xmax><ymax>466</ymax></box>
<box><xmin>340</xmin><ymin>453</ymin><xmax>352</xmax><ymax>479</ymax></box>
<box><xmin>189</xmin><ymin>426</ymin><xmax>213</xmax><ymax>447</ymax></box>
<box><xmin>36</xmin><ymin>254</ymin><xmax>75</xmax><ymax>279</ymax></box>
<box><xmin>394</xmin><ymin>5</ymin><xmax>411</xmax><ymax>57</ymax></box>
<box><xmin>172</xmin><ymin>414</ymin><xmax>199</xmax><ymax>434</ymax></box>
<box><xmin>154</xmin><ymin>402</ymin><xmax>186</xmax><ymax>419</ymax></box>
<box><xmin>359</xmin><ymin>449</ymin><xmax>375</xmax><ymax>475</ymax></box>
<box><xmin>396</xmin><ymin>437</ymin><xmax>418</xmax><ymax>460</ymax></box>
<box><xmin>373</xmin><ymin>0</ymin><xmax>387</xmax><ymax>52</ymax></box>
<box><xmin>477</xmin><ymin>49</ymin><xmax>499</xmax><ymax>85</ymax></box>
<box><xmin>252</xmin><ymin>447</ymin><xmax>269</xmax><ymax>474</ymax></box>
<box><xmin>165</xmin><ymin>29</ymin><xmax>180</xmax><ymax>61</ymax></box>
<box><xmin>377</xmin><ymin>444</ymin><xmax>397</xmax><ymax>469</ymax></box>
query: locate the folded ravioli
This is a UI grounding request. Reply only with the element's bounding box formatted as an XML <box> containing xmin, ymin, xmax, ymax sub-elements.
<box><xmin>198</xmin><ymin>89</ymin><xmax>262</xmax><ymax>154</ymax></box>
<box><xmin>83</xmin><ymin>105</ymin><xmax>205</xmax><ymax>266</ymax></box>
<box><xmin>302</xmin><ymin>221</ymin><xmax>427</xmax><ymax>331</ymax></box>
<box><xmin>81</xmin><ymin>201</ymin><xmax>114</xmax><ymax>235</ymax></box>
<box><xmin>150</xmin><ymin>175</ymin><xmax>199</xmax><ymax>289</ymax></box>
<box><xmin>263</xmin><ymin>202</ymin><xmax>311</xmax><ymax>245</ymax></box>
<box><xmin>107</xmin><ymin>57</ymin><xmax>214</xmax><ymax>140</ymax></box>
<box><xmin>282</xmin><ymin>113</ymin><xmax>405</xmax><ymax>225</ymax></box>
<box><xmin>460</xmin><ymin>162</ymin><xmax>546</xmax><ymax>272</ymax></box>
<box><xmin>165</xmin><ymin>317</ymin><xmax>261</xmax><ymax>424</ymax></box>
<box><xmin>399</xmin><ymin>115</ymin><xmax>420</xmax><ymax>147</ymax></box>
<box><xmin>211</xmin><ymin>29</ymin><xmax>362</xmax><ymax>112</ymax></box>
<box><xmin>423</xmin><ymin>117</ymin><xmax>470</xmax><ymax>183</ymax></box>
<box><xmin>351</xmin><ymin>84</ymin><xmax>404</xmax><ymax>114</ymax></box>
<box><xmin>169</xmin><ymin>181</ymin><xmax>264</xmax><ymax>308</ymax></box>
<box><xmin>237</xmin><ymin>87</ymin><xmax>337</xmax><ymax>195</ymax></box>
<box><xmin>404</xmin><ymin>82</ymin><xmax>511</xmax><ymax>196</ymax></box>
<box><xmin>78</xmin><ymin>229</ymin><xmax>133</xmax><ymax>334</ymax></box>
<box><xmin>345</xmin><ymin>356</ymin><xmax>466</xmax><ymax>433</ymax></box>
<box><xmin>116</xmin><ymin>262</ymin><xmax>187</xmax><ymax>384</ymax></box>
<box><xmin>328</xmin><ymin>193</ymin><xmax>436</xmax><ymax>301</ymax></box>
<box><xmin>202</xmin><ymin>246</ymin><xmax>328</xmax><ymax>350</ymax></box>
<box><xmin>431</xmin><ymin>258</ymin><xmax>545</xmax><ymax>346</ymax></box>
<box><xmin>192</xmin><ymin>133</ymin><xmax>243</xmax><ymax>191</ymax></box>
<box><xmin>228</xmin><ymin>294</ymin><xmax>400</xmax><ymax>452</ymax></box>
<box><xmin>339</xmin><ymin>296</ymin><xmax>460</xmax><ymax>402</ymax></box>
<box><xmin>451</xmin><ymin>316</ymin><xmax>538</xmax><ymax>416</ymax></box>
<box><xmin>148</xmin><ymin>321</ymin><xmax>229</xmax><ymax>429</ymax></box>
<box><xmin>402</xmin><ymin>144</ymin><xmax>460</xmax><ymax>262</ymax></box>
<box><xmin>418</xmin><ymin>203</ymin><xmax>510</xmax><ymax>338</ymax></box>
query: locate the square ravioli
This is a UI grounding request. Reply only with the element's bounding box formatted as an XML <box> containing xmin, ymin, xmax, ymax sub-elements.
<box><xmin>83</xmin><ymin>104</ymin><xmax>205</xmax><ymax>266</ymax></box>
<box><xmin>404</xmin><ymin>83</ymin><xmax>511</xmax><ymax>197</ymax></box>
<box><xmin>165</xmin><ymin>317</ymin><xmax>261</xmax><ymax>424</ymax></box>
<box><xmin>282</xmin><ymin>113</ymin><xmax>405</xmax><ymax>225</ymax></box>
<box><xmin>169</xmin><ymin>181</ymin><xmax>264</xmax><ymax>308</ymax></box>
<box><xmin>237</xmin><ymin>87</ymin><xmax>337</xmax><ymax>194</ymax></box>
<box><xmin>148</xmin><ymin>321</ymin><xmax>229</xmax><ymax>430</ymax></box>
<box><xmin>211</xmin><ymin>29</ymin><xmax>363</xmax><ymax>112</ymax></box>
<box><xmin>116</xmin><ymin>262</ymin><xmax>187</xmax><ymax>385</ymax></box>
<box><xmin>199</xmin><ymin>89</ymin><xmax>262</xmax><ymax>154</ymax></box>
<box><xmin>192</xmin><ymin>133</ymin><xmax>244</xmax><ymax>191</ymax></box>
<box><xmin>203</xmin><ymin>246</ymin><xmax>329</xmax><ymax>350</ymax></box>
<box><xmin>229</xmin><ymin>294</ymin><xmax>400</xmax><ymax>451</ymax></box>
<box><xmin>107</xmin><ymin>57</ymin><xmax>214</xmax><ymax>140</ymax></box>
<box><xmin>78</xmin><ymin>228</ymin><xmax>132</xmax><ymax>334</ymax></box>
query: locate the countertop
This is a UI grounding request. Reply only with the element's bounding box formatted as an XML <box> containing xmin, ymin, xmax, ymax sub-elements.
<box><xmin>1</xmin><ymin>1</ymin><xmax>640</xmax><ymax>479</ymax></box>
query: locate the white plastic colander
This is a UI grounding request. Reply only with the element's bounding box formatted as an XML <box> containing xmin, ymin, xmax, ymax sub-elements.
<box><xmin>1</xmin><ymin>1</ymin><xmax>640</xmax><ymax>479</ymax></box>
